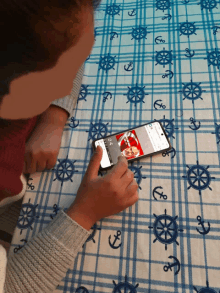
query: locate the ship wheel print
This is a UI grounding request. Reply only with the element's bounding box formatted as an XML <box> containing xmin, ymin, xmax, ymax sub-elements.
<box><xmin>156</xmin><ymin>0</ymin><xmax>171</xmax><ymax>12</ymax></box>
<box><xmin>179</xmin><ymin>22</ymin><xmax>197</xmax><ymax>37</ymax></box>
<box><xmin>180</xmin><ymin>80</ymin><xmax>205</xmax><ymax>104</ymax></box>
<box><xmin>131</xmin><ymin>26</ymin><xmax>148</xmax><ymax>42</ymax></box>
<box><xmin>193</xmin><ymin>280</ymin><xmax>220</xmax><ymax>293</ymax></box>
<box><xmin>129</xmin><ymin>165</ymin><xmax>147</xmax><ymax>190</ymax></box>
<box><xmin>105</xmin><ymin>4</ymin><xmax>121</xmax><ymax>16</ymax></box>
<box><xmin>211</xmin><ymin>123</ymin><xmax>220</xmax><ymax>144</ymax></box>
<box><xmin>78</xmin><ymin>85</ymin><xmax>91</xmax><ymax>102</ymax></box>
<box><xmin>113</xmin><ymin>275</ymin><xmax>139</xmax><ymax>293</ymax></box>
<box><xmin>86</xmin><ymin>119</ymin><xmax>109</xmax><ymax>141</ymax></box>
<box><xmin>97</xmin><ymin>54</ymin><xmax>117</xmax><ymax>73</ymax></box>
<box><xmin>155</xmin><ymin>48</ymin><xmax>174</xmax><ymax>68</ymax></box>
<box><xmin>182</xmin><ymin>160</ymin><xmax>215</xmax><ymax>196</ymax></box>
<box><xmin>205</xmin><ymin>48</ymin><xmax>220</xmax><ymax>70</ymax></box>
<box><xmin>17</xmin><ymin>199</ymin><xmax>39</xmax><ymax>235</ymax></box>
<box><xmin>198</xmin><ymin>0</ymin><xmax>218</xmax><ymax>11</ymax></box>
<box><xmin>75</xmin><ymin>286</ymin><xmax>89</xmax><ymax>293</ymax></box>
<box><xmin>148</xmin><ymin>209</ymin><xmax>184</xmax><ymax>250</ymax></box>
<box><xmin>52</xmin><ymin>156</ymin><xmax>78</xmax><ymax>188</ymax></box>
<box><xmin>124</xmin><ymin>83</ymin><xmax>148</xmax><ymax>106</ymax></box>
<box><xmin>155</xmin><ymin>115</ymin><xmax>178</xmax><ymax>139</ymax></box>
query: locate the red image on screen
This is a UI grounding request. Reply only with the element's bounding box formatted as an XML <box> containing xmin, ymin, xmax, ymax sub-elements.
<box><xmin>116</xmin><ymin>130</ymin><xmax>144</xmax><ymax>160</ymax></box>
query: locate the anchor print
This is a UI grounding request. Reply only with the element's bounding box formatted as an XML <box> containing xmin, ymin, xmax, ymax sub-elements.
<box><xmin>196</xmin><ymin>215</ymin><xmax>211</xmax><ymax>235</ymax></box>
<box><xmin>83</xmin><ymin>223</ymin><xmax>101</xmax><ymax>246</ymax></box>
<box><xmin>14</xmin><ymin>239</ymin><xmax>27</xmax><ymax>254</ymax></box>
<box><xmin>185</xmin><ymin>48</ymin><xmax>195</xmax><ymax>58</ymax></box>
<box><xmin>109</xmin><ymin>230</ymin><xmax>122</xmax><ymax>249</ymax></box>
<box><xmin>153</xmin><ymin>186</ymin><xmax>167</xmax><ymax>200</ymax></box>
<box><xmin>212</xmin><ymin>25</ymin><xmax>220</xmax><ymax>35</ymax></box>
<box><xmin>50</xmin><ymin>204</ymin><xmax>60</xmax><ymax>220</ymax></box>
<box><xmin>25</xmin><ymin>174</ymin><xmax>34</xmax><ymax>190</ymax></box>
<box><xmin>155</xmin><ymin>36</ymin><xmax>166</xmax><ymax>44</ymax></box>
<box><xmin>128</xmin><ymin>9</ymin><xmax>136</xmax><ymax>16</ymax></box>
<box><xmin>154</xmin><ymin>99</ymin><xmax>166</xmax><ymax>110</ymax></box>
<box><xmin>124</xmin><ymin>62</ymin><xmax>134</xmax><ymax>72</ymax></box>
<box><xmin>103</xmin><ymin>91</ymin><xmax>113</xmax><ymax>102</ymax></box>
<box><xmin>162</xmin><ymin>14</ymin><xmax>172</xmax><ymax>20</ymax></box>
<box><xmin>162</xmin><ymin>70</ymin><xmax>174</xmax><ymax>79</ymax></box>
<box><xmin>27</xmin><ymin>176</ymin><xmax>35</xmax><ymax>190</ymax></box>
<box><xmin>163</xmin><ymin>256</ymin><xmax>181</xmax><ymax>275</ymax></box>
<box><xmin>110</xmin><ymin>32</ymin><xmax>118</xmax><ymax>41</ymax></box>
<box><xmin>69</xmin><ymin>117</ymin><xmax>79</xmax><ymax>129</ymax></box>
<box><xmin>189</xmin><ymin>117</ymin><xmax>201</xmax><ymax>131</ymax></box>
<box><xmin>162</xmin><ymin>147</ymin><xmax>176</xmax><ymax>159</ymax></box>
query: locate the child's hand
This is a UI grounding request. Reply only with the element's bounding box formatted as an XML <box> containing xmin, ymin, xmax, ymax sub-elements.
<box><xmin>23</xmin><ymin>119</ymin><xmax>63</xmax><ymax>174</ymax></box>
<box><xmin>67</xmin><ymin>146</ymin><xmax>139</xmax><ymax>230</ymax></box>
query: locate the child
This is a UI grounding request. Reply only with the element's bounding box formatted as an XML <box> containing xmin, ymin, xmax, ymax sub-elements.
<box><xmin>0</xmin><ymin>0</ymin><xmax>139</xmax><ymax>292</ymax></box>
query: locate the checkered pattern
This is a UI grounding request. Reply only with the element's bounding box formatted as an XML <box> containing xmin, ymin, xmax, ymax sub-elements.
<box><xmin>10</xmin><ymin>0</ymin><xmax>220</xmax><ymax>292</ymax></box>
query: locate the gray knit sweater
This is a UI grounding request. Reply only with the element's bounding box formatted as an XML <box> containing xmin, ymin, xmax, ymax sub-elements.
<box><xmin>0</xmin><ymin>63</ymin><xmax>91</xmax><ymax>292</ymax></box>
<box><xmin>4</xmin><ymin>210</ymin><xmax>90</xmax><ymax>292</ymax></box>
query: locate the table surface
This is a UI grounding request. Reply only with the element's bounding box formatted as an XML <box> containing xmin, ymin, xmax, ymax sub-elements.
<box><xmin>11</xmin><ymin>0</ymin><xmax>220</xmax><ymax>292</ymax></box>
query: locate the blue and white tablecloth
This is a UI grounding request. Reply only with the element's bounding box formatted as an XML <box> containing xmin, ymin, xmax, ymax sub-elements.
<box><xmin>10</xmin><ymin>0</ymin><xmax>220</xmax><ymax>292</ymax></box>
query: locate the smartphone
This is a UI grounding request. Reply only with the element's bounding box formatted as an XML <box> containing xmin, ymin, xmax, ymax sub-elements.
<box><xmin>92</xmin><ymin>121</ymin><xmax>172</xmax><ymax>171</ymax></box>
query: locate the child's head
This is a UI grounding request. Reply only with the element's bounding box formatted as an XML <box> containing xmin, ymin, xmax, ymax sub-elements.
<box><xmin>0</xmin><ymin>0</ymin><xmax>101</xmax><ymax>120</ymax></box>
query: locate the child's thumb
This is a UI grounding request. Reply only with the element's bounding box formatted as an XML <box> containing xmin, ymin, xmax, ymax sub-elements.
<box><xmin>85</xmin><ymin>145</ymin><xmax>103</xmax><ymax>180</ymax></box>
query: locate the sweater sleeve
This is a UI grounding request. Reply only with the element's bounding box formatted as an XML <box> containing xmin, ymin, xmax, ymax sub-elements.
<box><xmin>50</xmin><ymin>63</ymin><xmax>84</xmax><ymax>118</ymax></box>
<box><xmin>4</xmin><ymin>210</ymin><xmax>90</xmax><ymax>293</ymax></box>
<box><xmin>0</xmin><ymin>245</ymin><xmax>7</xmax><ymax>293</ymax></box>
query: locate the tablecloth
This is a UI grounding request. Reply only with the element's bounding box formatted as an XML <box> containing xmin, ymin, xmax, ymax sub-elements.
<box><xmin>10</xmin><ymin>0</ymin><xmax>220</xmax><ymax>292</ymax></box>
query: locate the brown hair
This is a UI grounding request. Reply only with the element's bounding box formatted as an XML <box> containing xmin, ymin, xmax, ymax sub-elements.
<box><xmin>0</xmin><ymin>0</ymin><xmax>101</xmax><ymax>100</ymax></box>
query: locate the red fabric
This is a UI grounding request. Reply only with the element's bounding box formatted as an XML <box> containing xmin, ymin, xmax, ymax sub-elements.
<box><xmin>0</xmin><ymin>116</ymin><xmax>38</xmax><ymax>201</ymax></box>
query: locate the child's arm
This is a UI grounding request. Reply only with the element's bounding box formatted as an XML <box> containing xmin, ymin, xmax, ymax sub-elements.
<box><xmin>23</xmin><ymin>63</ymin><xmax>85</xmax><ymax>175</ymax></box>
<box><xmin>23</xmin><ymin>105</ymin><xmax>69</xmax><ymax>175</ymax></box>
<box><xmin>38</xmin><ymin>104</ymin><xmax>69</xmax><ymax>128</ymax></box>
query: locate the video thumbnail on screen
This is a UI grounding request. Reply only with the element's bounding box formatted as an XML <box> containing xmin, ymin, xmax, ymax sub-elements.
<box><xmin>116</xmin><ymin>130</ymin><xmax>144</xmax><ymax>160</ymax></box>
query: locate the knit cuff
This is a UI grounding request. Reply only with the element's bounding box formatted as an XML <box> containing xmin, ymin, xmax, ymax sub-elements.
<box><xmin>0</xmin><ymin>244</ymin><xmax>7</xmax><ymax>292</ymax></box>
<box><xmin>50</xmin><ymin>95</ymin><xmax>73</xmax><ymax>119</ymax></box>
<box><xmin>50</xmin><ymin>63</ymin><xmax>85</xmax><ymax>118</ymax></box>
<box><xmin>4</xmin><ymin>210</ymin><xmax>90</xmax><ymax>293</ymax></box>
<box><xmin>43</xmin><ymin>209</ymin><xmax>90</xmax><ymax>251</ymax></box>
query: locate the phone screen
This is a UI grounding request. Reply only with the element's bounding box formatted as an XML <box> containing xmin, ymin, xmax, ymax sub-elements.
<box><xmin>94</xmin><ymin>121</ymin><xmax>171</xmax><ymax>169</ymax></box>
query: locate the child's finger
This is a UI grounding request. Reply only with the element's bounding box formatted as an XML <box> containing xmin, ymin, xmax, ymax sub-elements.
<box><xmin>84</xmin><ymin>146</ymin><xmax>103</xmax><ymax>180</ymax></box>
